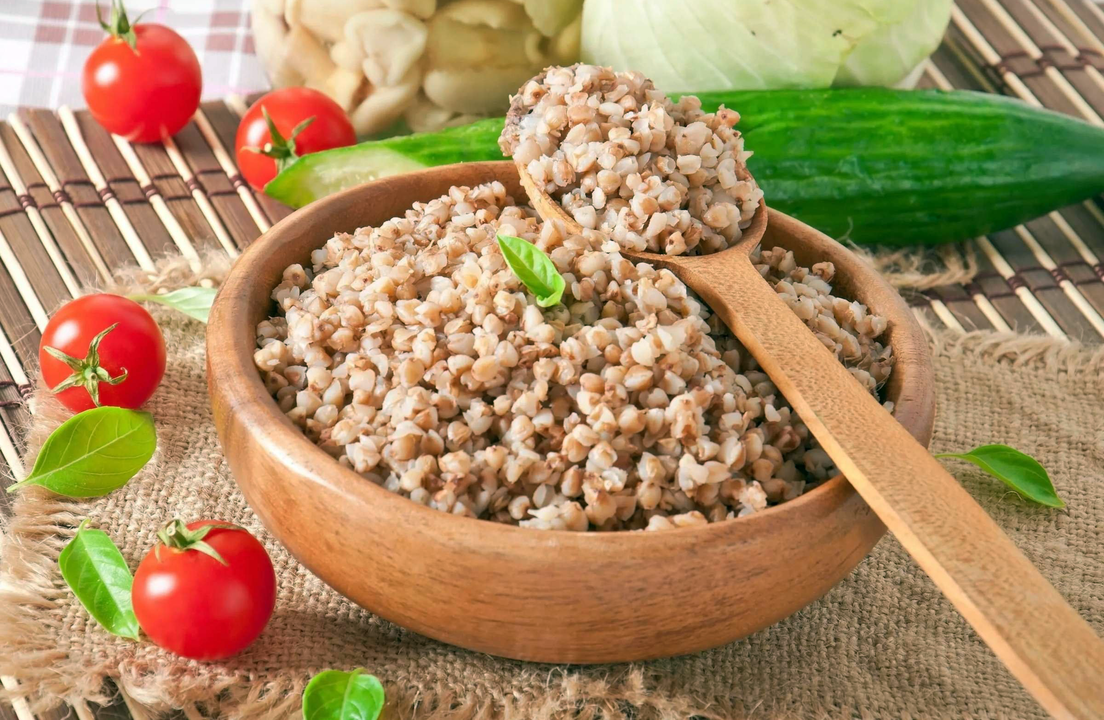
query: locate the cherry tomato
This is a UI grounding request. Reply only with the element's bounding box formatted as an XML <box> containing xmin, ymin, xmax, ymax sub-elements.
<box><xmin>235</xmin><ymin>87</ymin><xmax>356</xmax><ymax>191</ymax></box>
<box><xmin>132</xmin><ymin>520</ymin><xmax>276</xmax><ymax>661</ymax></box>
<box><xmin>82</xmin><ymin>1</ymin><xmax>201</xmax><ymax>143</ymax></box>
<box><xmin>39</xmin><ymin>294</ymin><xmax>166</xmax><ymax>413</ymax></box>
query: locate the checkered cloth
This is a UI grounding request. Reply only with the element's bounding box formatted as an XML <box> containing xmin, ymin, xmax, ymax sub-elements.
<box><xmin>0</xmin><ymin>0</ymin><xmax>269</xmax><ymax>115</ymax></box>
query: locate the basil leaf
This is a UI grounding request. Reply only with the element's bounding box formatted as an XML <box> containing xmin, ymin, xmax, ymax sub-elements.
<box><xmin>58</xmin><ymin>520</ymin><xmax>140</xmax><ymax>640</ymax></box>
<box><xmin>129</xmin><ymin>287</ymin><xmax>217</xmax><ymax>323</ymax></box>
<box><xmin>302</xmin><ymin>669</ymin><xmax>385</xmax><ymax>720</ymax></box>
<box><xmin>7</xmin><ymin>407</ymin><xmax>156</xmax><ymax>497</ymax></box>
<box><xmin>496</xmin><ymin>233</ymin><xmax>565</xmax><ymax>308</ymax></box>
<box><xmin>936</xmin><ymin>444</ymin><xmax>1064</xmax><ymax>508</ymax></box>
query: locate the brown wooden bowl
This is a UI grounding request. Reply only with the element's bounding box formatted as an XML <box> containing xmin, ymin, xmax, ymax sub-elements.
<box><xmin>207</xmin><ymin>161</ymin><xmax>935</xmax><ymax>664</ymax></box>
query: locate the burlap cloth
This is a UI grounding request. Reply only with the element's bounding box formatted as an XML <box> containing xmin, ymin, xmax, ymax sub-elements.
<box><xmin>1</xmin><ymin>254</ymin><xmax>1101</xmax><ymax>720</ymax></box>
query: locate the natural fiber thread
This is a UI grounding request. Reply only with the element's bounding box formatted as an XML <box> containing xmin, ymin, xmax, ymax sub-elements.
<box><xmin>916</xmin><ymin>310</ymin><xmax>1104</xmax><ymax>372</ymax></box>
<box><xmin>847</xmin><ymin>240</ymin><xmax>979</xmax><ymax>290</ymax></box>
<box><xmin>1</xmin><ymin>251</ymin><xmax>1100</xmax><ymax>720</ymax></box>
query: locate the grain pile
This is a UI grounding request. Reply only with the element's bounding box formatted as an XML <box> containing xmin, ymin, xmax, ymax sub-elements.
<box><xmin>500</xmin><ymin>64</ymin><xmax>763</xmax><ymax>255</ymax></box>
<box><xmin>254</xmin><ymin>181</ymin><xmax>892</xmax><ymax>531</ymax></box>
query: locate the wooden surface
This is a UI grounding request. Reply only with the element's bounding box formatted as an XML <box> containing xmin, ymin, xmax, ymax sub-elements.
<box><xmin>207</xmin><ymin>161</ymin><xmax>934</xmax><ymax>664</ymax></box>
<box><xmin>2</xmin><ymin>0</ymin><xmax>1104</xmax><ymax>714</ymax></box>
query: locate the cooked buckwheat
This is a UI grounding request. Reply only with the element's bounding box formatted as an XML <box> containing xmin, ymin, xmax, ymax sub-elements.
<box><xmin>500</xmin><ymin>64</ymin><xmax>763</xmax><ymax>256</ymax></box>
<box><xmin>254</xmin><ymin>182</ymin><xmax>892</xmax><ymax>532</ymax></box>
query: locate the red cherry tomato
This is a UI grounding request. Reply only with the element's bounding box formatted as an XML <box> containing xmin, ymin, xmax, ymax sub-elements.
<box><xmin>132</xmin><ymin>520</ymin><xmax>276</xmax><ymax>661</ymax></box>
<box><xmin>39</xmin><ymin>294</ymin><xmax>166</xmax><ymax>413</ymax></box>
<box><xmin>235</xmin><ymin>87</ymin><xmax>356</xmax><ymax>191</ymax></box>
<box><xmin>82</xmin><ymin>2</ymin><xmax>201</xmax><ymax>142</ymax></box>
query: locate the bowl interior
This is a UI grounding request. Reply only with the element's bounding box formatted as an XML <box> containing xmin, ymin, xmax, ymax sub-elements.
<box><xmin>213</xmin><ymin>161</ymin><xmax>934</xmax><ymax>541</ymax></box>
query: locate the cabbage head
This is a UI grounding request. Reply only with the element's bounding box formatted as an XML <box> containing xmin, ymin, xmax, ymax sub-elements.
<box><xmin>580</xmin><ymin>0</ymin><xmax>953</xmax><ymax>91</ymax></box>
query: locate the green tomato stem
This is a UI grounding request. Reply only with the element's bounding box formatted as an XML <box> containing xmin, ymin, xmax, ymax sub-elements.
<box><xmin>245</xmin><ymin>108</ymin><xmax>316</xmax><ymax>175</ymax></box>
<box><xmin>155</xmin><ymin>518</ymin><xmax>239</xmax><ymax>566</ymax></box>
<box><xmin>44</xmin><ymin>323</ymin><xmax>128</xmax><ymax>407</ymax></box>
<box><xmin>96</xmin><ymin>0</ymin><xmax>141</xmax><ymax>52</ymax></box>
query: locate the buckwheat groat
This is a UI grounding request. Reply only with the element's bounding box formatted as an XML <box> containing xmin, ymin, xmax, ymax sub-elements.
<box><xmin>253</xmin><ymin>182</ymin><xmax>891</xmax><ymax>532</ymax></box>
<box><xmin>500</xmin><ymin>64</ymin><xmax>763</xmax><ymax>255</ymax></box>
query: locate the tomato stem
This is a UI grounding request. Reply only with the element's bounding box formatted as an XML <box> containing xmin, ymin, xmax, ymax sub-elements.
<box><xmin>156</xmin><ymin>519</ymin><xmax>240</xmax><ymax>566</ymax></box>
<box><xmin>96</xmin><ymin>0</ymin><xmax>143</xmax><ymax>52</ymax></box>
<box><xmin>246</xmin><ymin>108</ymin><xmax>316</xmax><ymax>174</ymax></box>
<box><xmin>44</xmin><ymin>323</ymin><xmax>128</xmax><ymax>407</ymax></box>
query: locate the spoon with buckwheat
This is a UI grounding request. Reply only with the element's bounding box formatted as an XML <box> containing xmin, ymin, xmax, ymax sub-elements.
<box><xmin>502</xmin><ymin>69</ymin><xmax>1104</xmax><ymax>720</ymax></box>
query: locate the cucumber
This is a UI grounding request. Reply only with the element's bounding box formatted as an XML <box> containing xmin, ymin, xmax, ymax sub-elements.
<box><xmin>265</xmin><ymin>88</ymin><xmax>1104</xmax><ymax>246</ymax></box>
<box><xmin>707</xmin><ymin>89</ymin><xmax>1104</xmax><ymax>245</ymax></box>
<box><xmin>264</xmin><ymin>119</ymin><xmax>504</xmax><ymax>209</ymax></box>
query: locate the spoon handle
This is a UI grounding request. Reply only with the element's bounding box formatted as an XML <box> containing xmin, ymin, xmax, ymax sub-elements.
<box><xmin>684</xmin><ymin>256</ymin><xmax>1104</xmax><ymax>720</ymax></box>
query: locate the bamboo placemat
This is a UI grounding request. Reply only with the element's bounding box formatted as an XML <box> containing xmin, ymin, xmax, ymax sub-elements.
<box><xmin>3</xmin><ymin>1</ymin><xmax>1104</xmax><ymax>717</ymax></box>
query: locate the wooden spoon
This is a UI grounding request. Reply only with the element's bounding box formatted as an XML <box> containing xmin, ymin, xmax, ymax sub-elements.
<box><xmin>514</xmin><ymin>159</ymin><xmax>1104</xmax><ymax>718</ymax></box>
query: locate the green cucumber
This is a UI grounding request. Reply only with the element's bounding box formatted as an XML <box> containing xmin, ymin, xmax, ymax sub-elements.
<box><xmin>707</xmin><ymin>89</ymin><xmax>1104</xmax><ymax>245</ymax></box>
<box><xmin>264</xmin><ymin>119</ymin><xmax>504</xmax><ymax>209</ymax></box>
<box><xmin>265</xmin><ymin>88</ymin><xmax>1104</xmax><ymax>246</ymax></box>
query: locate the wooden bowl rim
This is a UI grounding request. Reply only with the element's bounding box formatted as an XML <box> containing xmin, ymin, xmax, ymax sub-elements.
<box><xmin>208</xmin><ymin>161</ymin><xmax>934</xmax><ymax>553</ymax></box>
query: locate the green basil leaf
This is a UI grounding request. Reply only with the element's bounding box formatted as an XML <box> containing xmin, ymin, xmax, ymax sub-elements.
<box><xmin>7</xmin><ymin>407</ymin><xmax>156</xmax><ymax>497</ymax></box>
<box><xmin>936</xmin><ymin>444</ymin><xmax>1064</xmax><ymax>508</ymax></box>
<box><xmin>496</xmin><ymin>233</ymin><xmax>565</xmax><ymax>308</ymax></box>
<box><xmin>302</xmin><ymin>669</ymin><xmax>385</xmax><ymax>720</ymax></box>
<box><xmin>129</xmin><ymin>287</ymin><xmax>217</xmax><ymax>323</ymax></box>
<box><xmin>58</xmin><ymin>520</ymin><xmax>140</xmax><ymax>640</ymax></box>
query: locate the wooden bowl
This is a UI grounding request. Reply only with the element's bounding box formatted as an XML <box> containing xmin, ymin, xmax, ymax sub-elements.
<box><xmin>207</xmin><ymin>161</ymin><xmax>935</xmax><ymax>664</ymax></box>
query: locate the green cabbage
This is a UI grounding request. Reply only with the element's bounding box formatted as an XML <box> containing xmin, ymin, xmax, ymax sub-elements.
<box><xmin>580</xmin><ymin>0</ymin><xmax>952</xmax><ymax>91</ymax></box>
<box><xmin>835</xmin><ymin>0</ymin><xmax>953</xmax><ymax>86</ymax></box>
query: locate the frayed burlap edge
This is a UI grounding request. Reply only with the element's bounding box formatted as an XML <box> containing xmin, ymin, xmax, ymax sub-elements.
<box><xmin>0</xmin><ymin>250</ymin><xmax>1094</xmax><ymax>720</ymax></box>
<box><xmin>914</xmin><ymin>310</ymin><xmax>1104</xmax><ymax>372</ymax></box>
<box><xmin>848</xmin><ymin>241</ymin><xmax>979</xmax><ymax>290</ymax></box>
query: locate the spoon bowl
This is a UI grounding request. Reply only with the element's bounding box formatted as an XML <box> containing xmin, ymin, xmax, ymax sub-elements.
<box><xmin>514</xmin><ymin>157</ymin><xmax>768</xmax><ymax>264</ymax></box>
